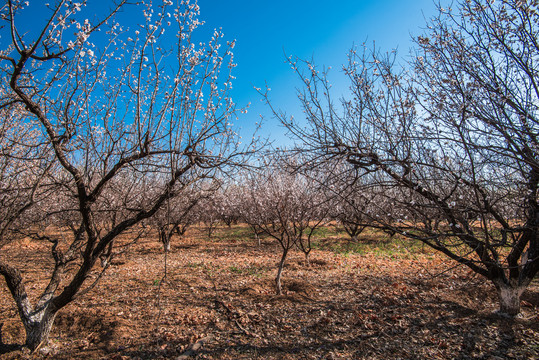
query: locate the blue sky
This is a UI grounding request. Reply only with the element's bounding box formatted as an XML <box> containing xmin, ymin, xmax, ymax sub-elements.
<box><xmin>14</xmin><ymin>0</ymin><xmax>439</xmax><ymax>143</ymax></box>
<box><xmin>192</xmin><ymin>0</ymin><xmax>438</xmax><ymax>141</ymax></box>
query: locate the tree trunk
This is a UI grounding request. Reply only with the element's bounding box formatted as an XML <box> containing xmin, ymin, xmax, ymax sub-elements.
<box><xmin>163</xmin><ymin>240</ymin><xmax>171</xmax><ymax>252</ymax></box>
<box><xmin>100</xmin><ymin>240</ymin><xmax>114</xmax><ymax>268</ymax></box>
<box><xmin>304</xmin><ymin>252</ymin><xmax>311</xmax><ymax>267</ymax></box>
<box><xmin>23</xmin><ymin>307</ymin><xmax>58</xmax><ymax>352</ymax></box>
<box><xmin>275</xmin><ymin>249</ymin><xmax>288</xmax><ymax>295</ymax></box>
<box><xmin>494</xmin><ymin>280</ymin><xmax>526</xmax><ymax>317</ymax></box>
<box><xmin>158</xmin><ymin>228</ymin><xmax>171</xmax><ymax>252</ymax></box>
<box><xmin>207</xmin><ymin>223</ymin><xmax>215</xmax><ymax>239</ymax></box>
<box><xmin>0</xmin><ymin>261</ymin><xmax>59</xmax><ymax>351</ymax></box>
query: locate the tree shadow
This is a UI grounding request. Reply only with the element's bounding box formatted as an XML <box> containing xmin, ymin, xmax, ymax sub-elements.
<box><xmin>522</xmin><ymin>288</ymin><xmax>539</xmax><ymax>307</ymax></box>
<box><xmin>0</xmin><ymin>343</ymin><xmax>23</xmax><ymax>355</ymax></box>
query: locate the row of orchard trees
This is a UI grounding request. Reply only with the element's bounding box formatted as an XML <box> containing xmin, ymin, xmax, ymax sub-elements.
<box><xmin>2</xmin><ymin>0</ymin><xmax>539</xmax><ymax>353</ymax></box>
<box><xmin>190</xmin><ymin>156</ymin><xmax>411</xmax><ymax>295</ymax></box>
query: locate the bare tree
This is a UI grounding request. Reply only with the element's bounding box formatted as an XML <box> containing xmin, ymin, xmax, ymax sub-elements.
<box><xmin>288</xmin><ymin>163</ymin><xmax>331</xmax><ymax>266</ymax></box>
<box><xmin>236</xmin><ymin>177</ymin><xmax>266</xmax><ymax>246</ymax></box>
<box><xmin>197</xmin><ymin>184</ymin><xmax>222</xmax><ymax>239</ymax></box>
<box><xmin>196</xmin><ymin>182</ymin><xmax>242</xmax><ymax>240</ymax></box>
<box><xmin>243</xmin><ymin>156</ymin><xmax>328</xmax><ymax>294</ymax></box>
<box><xmin>264</xmin><ymin>0</ymin><xmax>539</xmax><ymax>316</ymax></box>
<box><xmin>148</xmin><ymin>183</ymin><xmax>206</xmax><ymax>252</ymax></box>
<box><xmin>328</xmin><ymin>167</ymin><xmax>378</xmax><ymax>242</ymax></box>
<box><xmin>0</xmin><ymin>0</ymin><xmax>253</xmax><ymax>350</ymax></box>
<box><xmin>217</xmin><ymin>183</ymin><xmax>243</xmax><ymax>227</ymax></box>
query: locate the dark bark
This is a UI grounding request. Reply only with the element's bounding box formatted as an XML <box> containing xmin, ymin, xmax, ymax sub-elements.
<box><xmin>275</xmin><ymin>248</ymin><xmax>288</xmax><ymax>295</ymax></box>
<box><xmin>23</xmin><ymin>307</ymin><xmax>57</xmax><ymax>352</ymax></box>
<box><xmin>0</xmin><ymin>262</ymin><xmax>58</xmax><ymax>351</ymax></box>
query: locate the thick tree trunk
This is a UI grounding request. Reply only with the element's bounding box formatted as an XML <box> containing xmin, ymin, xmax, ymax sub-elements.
<box><xmin>494</xmin><ymin>280</ymin><xmax>526</xmax><ymax>317</ymax></box>
<box><xmin>23</xmin><ymin>307</ymin><xmax>58</xmax><ymax>352</ymax></box>
<box><xmin>1</xmin><ymin>261</ymin><xmax>60</xmax><ymax>351</ymax></box>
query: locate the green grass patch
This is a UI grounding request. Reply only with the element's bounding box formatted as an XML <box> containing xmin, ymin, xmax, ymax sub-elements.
<box><xmin>309</xmin><ymin>226</ymin><xmax>338</xmax><ymax>239</ymax></box>
<box><xmin>211</xmin><ymin>225</ymin><xmax>257</xmax><ymax>242</ymax></box>
<box><xmin>311</xmin><ymin>226</ymin><xmax>437</xmax><ymax>259</ymax></box>
<box><xmin>207</xmin><ymin>223</ymin><xmax>439</xmax><ymax>259</ymax></box>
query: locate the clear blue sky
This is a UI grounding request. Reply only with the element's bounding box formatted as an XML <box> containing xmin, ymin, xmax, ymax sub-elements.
<box><xmin>15</xmin><ymin>0</ymin><xmax>439</xmax><ymax>143</ymax></box>
<box><xmin>193</xmin><ymin>0</ymin><xmax>438</xmax><ymax>142</ymax></box>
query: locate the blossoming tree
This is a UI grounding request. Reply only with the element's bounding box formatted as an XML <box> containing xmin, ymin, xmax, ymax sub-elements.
<box><xmin>0</xmin><ymin>0</ymin><xmax>253</xmax><ymax>350</ymax></box>
<box><xmin>264</xmin><ymin>0</ymin><xmax>539</xmax><ymax>316</ymax></box>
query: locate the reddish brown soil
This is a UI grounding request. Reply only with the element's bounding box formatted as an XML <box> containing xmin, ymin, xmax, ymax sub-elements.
<box><xmin>1</xmin><ymin>225</ymin><xmax>538</xmax><ymax>359</ymax></box>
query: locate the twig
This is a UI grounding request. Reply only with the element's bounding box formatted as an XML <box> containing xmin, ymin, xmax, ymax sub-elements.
<box><xmin>234</xmin><ymin>319</ymin><xmax>261</xmax><ymax>338</ymax></box>
<box><xmin>156</xmin><ymin>246</ymin><xmax>168</xmax><ymax>323</ymax></box>
<box><xmin>214</xmin><ymin>300</ymin><xmax>262</xmax><ymax>338</ymax></box>
<box><xmin>214</xmin><ymin>299</ymin><xmax>233</xmax><ymax>315</ymax></box>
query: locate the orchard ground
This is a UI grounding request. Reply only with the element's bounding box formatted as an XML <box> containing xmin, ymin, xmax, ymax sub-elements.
<box><xmin>1</xmin><ymin>225</ymin><xmax>538</xmax><ymax>359</ymax></box>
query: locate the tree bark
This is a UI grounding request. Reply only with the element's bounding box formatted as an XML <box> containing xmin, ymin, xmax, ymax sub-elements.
<box><xmin>494</xmin><ymin>280</ymin><xmax>526</xmax><ymax>317</ymax></box>
<box><xmin>255</xmin><ymin>233</ymin><xmax>261</xmax><ymax>247</ymax></box>
<box><xmin>163</xmin><ymin>241</ymin><xmax>171</xmax><ymax>252</ymax></box>
<box><xmin>0</xmin><ymin>261</ymin><xmax>59</xmax><ymax>351</ymax></box>
<box><xmin>23</xmin><ymin>307</ymin><xmax>58</xmax><ymax>352</ymax></box>
<box><xmin>304</xmin><ymin>252</ymin><xmax>311</xmax><ymax>267</ymax></box>
<box><xmin>275</xmin><ymin>249</ymin><xmax>288</xmax><ymax>295</ymax></box>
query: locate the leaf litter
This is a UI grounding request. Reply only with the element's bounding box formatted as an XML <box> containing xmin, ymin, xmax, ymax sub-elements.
<box><xmin>0</xmin><ymin>225</ymin><xmax>538</xmax><ymax>359</ymax></box>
